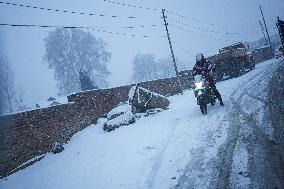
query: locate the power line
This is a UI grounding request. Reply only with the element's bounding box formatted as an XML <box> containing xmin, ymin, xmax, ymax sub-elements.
<box><xmin>0</xmin><ymin>23</ymin><xmax>161</xmax><ymax>38</ymax></box>
<box><xmin>0</xmin><ymin>1</ymin><xmax>162</xmax><ymax>29</ymax></box>
<box><xmin>168</xmin><ymin>23</ymin><xmax>236</xmax><ymax>43</ymax></box>
<box><xmin>0</xmin><ymin>1</ymin><xmax>141</xmax><ymax>19</ymax></box>
<box><xmin>1</xmin><ymin>1</ymin><xmax>259</xmax><ymax>40</ymax></box>
<box><xmin>165</xmin><ymin>10</ymin><xmax>229</xmax><ymax>28</ymax></box>
<box><xmin>165</xmin><ymin>10</ymin><xmax>259</xmax><ymax>30</ymax></box>
<box><xmin>102</xmin><ymin>0</ymin><xmax>220</xmax><ymax>27</ymax></box>
<box><xmin>102</xmin><ymin>0</ymin><xmax>223</xmax><ymax>28</ymax></box>
<box><xmin>0</xmin><ymin>22</ymin><xmax>236</xmax><ymax>43</ymax></box>
<box><xmin>103</xmin><ymin>0</ymin><xmax>158</xmax><ymax>12</ymax></box>
<box><xmin>0</xmin><ymin>22</ymin><xmax>235</xmax><ymax>44</ymax></box>
<box><xmin>122</xmin><ymin>24</ymin><xmax>159</xmax><ymax>29</ymax></box>
<box><xmin>168</xmin><ymin>17</ymin><xmax>247</xmax><ymax>35</ymax></box>
<box><xmin>104</xmin><ymin>0</ymin><xmax>225</xmax><ymax>26</ymax></box>
<box><xmin>101</xmin><ymin>0</ymin><xmax>242</xmax><ymax>43</ymax></box>
<box><xmin>102</xmin><ymin>0</ymin><xmax>259</xmax><ymax>31</ymax></box>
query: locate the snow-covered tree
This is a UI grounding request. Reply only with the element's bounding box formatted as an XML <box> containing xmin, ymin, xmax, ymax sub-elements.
<box><xmin>79</xmin><ymin>70</ymin><xmax>97</xmax><ymax>91</ymax></box>
<box><xmin>131</xmin><ymin>54</ymin><xmax>157</xmax><ymax>82</ymax></box>
<box><xmin>14</xmin><ymin>90</ymin><xmax>29</xmax><ymax>112</ymax></box>
<box><xmin>131</xmin><ymin>54</ymin><xmax>188</xmax><ymax>83</ymax></box>
<box><xmin>157</xmin><ymin>57</ymin><xmax>175</xmax><ymax>78</ymax></box>
<box><xmin>44</xmin><ymin>28</ymin><xmax>111</xmax><ymax>95</ymax></box>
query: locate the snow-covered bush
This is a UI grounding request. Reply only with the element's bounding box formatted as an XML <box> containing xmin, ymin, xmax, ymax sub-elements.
<box><xmin>51</xmin><ymin>142</ymin><xmax>64</xmax><ymax>154</ymax></box>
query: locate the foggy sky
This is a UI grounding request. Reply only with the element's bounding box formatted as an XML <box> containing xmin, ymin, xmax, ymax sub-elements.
<box><xmin>0</xmin><ymin>0</ymin><xmax>283</xmax><ymax>107</ymax></box>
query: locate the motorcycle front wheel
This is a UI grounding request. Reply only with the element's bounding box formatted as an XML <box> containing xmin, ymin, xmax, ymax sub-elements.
<box><xmin>200</xmin><ymin>104</ymin><xmax>207</xmax><ymax>115</ymax></box>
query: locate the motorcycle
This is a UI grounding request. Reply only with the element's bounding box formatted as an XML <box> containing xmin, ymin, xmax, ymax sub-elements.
<box><xmin>192</xmin><ymin>74</ymin><xmax>216</xmax><ymax>115</ymax></box>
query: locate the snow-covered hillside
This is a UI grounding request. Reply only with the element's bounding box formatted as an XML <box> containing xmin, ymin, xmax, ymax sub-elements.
<box><xmin>0</xmin><ymin>58</ymin><xmax>283</xmax><ymax>189</ymax></box>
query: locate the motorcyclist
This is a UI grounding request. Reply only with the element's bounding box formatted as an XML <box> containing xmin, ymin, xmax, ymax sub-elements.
<box><xmin>192</xmin><ymin>53</ymin><xmax>224</xmax><ymax>106</ymax></box>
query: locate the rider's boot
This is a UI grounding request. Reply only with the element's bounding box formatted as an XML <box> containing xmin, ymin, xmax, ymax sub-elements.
<box><xmin>219</xmin><ymin>97</ymin><xmax>224</xmax><ymax>106</ymax></box>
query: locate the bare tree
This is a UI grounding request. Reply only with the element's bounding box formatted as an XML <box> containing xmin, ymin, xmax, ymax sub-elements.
<box><xmin>0</xmin><ymin>56</ymin><xmax>16</xmax><ymax>114</ymax></box>
<box><xmin>44</xmin><ymin>28</ymin><xmax>111</xmax><ymax>95</ymax></box>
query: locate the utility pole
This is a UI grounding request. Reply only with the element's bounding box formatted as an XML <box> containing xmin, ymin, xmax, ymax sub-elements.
<box><xmin>259</xmin><ymin>20</ymin><xmax>268</xmax><ymax>44</ymax></box>
<box><xmin>162</xmin><ymin>9</ymin><xmax>183</xmax><ymax>94</ymax></box>
<box><xmin>259</xmin><ymin>5</ymin><xmax>273</xmax><ymax>54</ymax></box>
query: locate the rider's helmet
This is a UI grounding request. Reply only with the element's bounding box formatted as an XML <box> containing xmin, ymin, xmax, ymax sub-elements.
<box><xmin>196</xmin><ymin>53</ymin><xmax>204</xmax><ymax>62</ymax></box>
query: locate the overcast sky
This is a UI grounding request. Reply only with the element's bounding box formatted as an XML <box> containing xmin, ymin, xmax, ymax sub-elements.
<box><xmin>0</xmin><ymin>0</ymin><xmax>283</xmax><ymax>107</ymax></box>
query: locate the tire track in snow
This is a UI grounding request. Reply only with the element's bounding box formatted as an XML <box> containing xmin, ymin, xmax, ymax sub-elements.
<box><xmin>174</xmin><ymin>111</ymin><xmax>226</xmax><ymax>189</ymax></box>
<box><xmin>238</xmin><ymin>102</ymin><xmax>283</xmax><ymax>188</ymax></box>
<box><xmin>215</xmin><ymin>59</ymin><xmax>284</xmax><ymax>188</ymax></box>
<box><xmin>213</xmin><ymin>64</ymin><xmax>278</xmax><ymax>188</ymax></box>
<box><xmin>215</xmin><ymin>94</ymin><xmax>244</xmax><ymax>188</ymax></box>
<box><xmin>146</xmin><ymin>118</ymin><xmax>179</xmax><ymax>189</ymax></box>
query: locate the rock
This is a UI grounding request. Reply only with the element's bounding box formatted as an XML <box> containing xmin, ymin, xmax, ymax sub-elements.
<box><xmin>103</xmin><ymin>111</ymin><xmax>135</xmax><ymax>132</ymax></box>
<box><xmin>130</xmin><ymin>85</ymin><xmax>170</xmax><ymax>113</ymax></box>
<box><xmin>108</xmin><ymin>111</ymin><xmax>124</xmax><ymax>120</ymax></box>
<box><xmin>145</xmin><ymin>108</ymin><xmax>164</xmax><ymax>116</ymax></box>
<box><xmin>107</xmin><ymin>103</ymin><xmax>131</xmax><ymax>120</ymax></box>
<box><xmin>51</xmin><ymin>142</ymin><xmax>64</xmax><ymax>154</ymax></box>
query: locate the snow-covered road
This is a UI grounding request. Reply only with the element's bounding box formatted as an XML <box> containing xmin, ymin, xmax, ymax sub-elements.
<box><xmin>0</xmin><ymin>58</ymin><xmax>283</xmax><ymax>189</ymax></box>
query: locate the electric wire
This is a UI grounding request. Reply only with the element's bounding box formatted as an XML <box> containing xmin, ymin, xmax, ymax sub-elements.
<box><xmin>102</xmin><ymin>0</ymin><xmax>259</xmax><ymax>30</ymax></box>
<box><xmin>168</xmin><ymin>17</ymin><xmax>244</xmax><ymax>35</ymax></box>
<box><xmin>0</xmin><ymin>0</ymin><xmax>254</xmax><ymax>41</ymax></box>
<box><xmin>0</xmin><ymin>1</ymin><xmax>163</xmax><ymax>29</ymax></box>
<box><xmin>0</xmin><ymin>23</ymin><xmax>160</xmax><ymax>38</ymax></box>
<box><xmin>168</xmin><ymin>23</ymin><xmax>236</xmax><ymax>43</ymax></box>
<box><xmin>103</xmin><ymin>0</ymin><xmax>158</xmax><ymax>12</ymax></box>
<box><xmin>0</xmin><ymin>1</ymin><xmax>138</xmax><ymax>19</ymax></box>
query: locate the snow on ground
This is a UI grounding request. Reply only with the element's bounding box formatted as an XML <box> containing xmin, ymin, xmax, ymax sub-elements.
<box><xmin>0</xmin><ymin>58</ymin><xmax>282</xmax><ymax>189</ymax></box>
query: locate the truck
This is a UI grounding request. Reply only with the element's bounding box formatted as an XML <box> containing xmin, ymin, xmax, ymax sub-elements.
<box><xmin>253</xmin><ymin>45</ymin><xmax>274</xmax><ymax>63</ymax></box>
<box><xmin>207</xmin><ymin>42</ymin><xmax>255</xmax><ymax>81</ymax></box>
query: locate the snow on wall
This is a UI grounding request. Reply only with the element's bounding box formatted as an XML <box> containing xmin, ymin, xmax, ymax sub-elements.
<box><xmin>0</xmin><ymin>75</ymin><xmax>193</xmax><ymax>178</ymax></box>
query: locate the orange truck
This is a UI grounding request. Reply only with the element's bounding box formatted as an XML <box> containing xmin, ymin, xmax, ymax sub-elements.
<box><xmin>207</xmin><ymin>42</ymin><xmax>255</xmax><ymax>81</ymax></box>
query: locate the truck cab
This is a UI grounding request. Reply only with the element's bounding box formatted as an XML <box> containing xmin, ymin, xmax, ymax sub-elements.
<box><xmin>208</xmin><ymin>42</ymin><xmax>255</xmax><ymax>81</ymax></box>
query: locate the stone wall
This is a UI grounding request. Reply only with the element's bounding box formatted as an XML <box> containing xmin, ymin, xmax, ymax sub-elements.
<box><xmin>0</xmin><ymin>103</ymin><xmax>91</xmax><ymax>178</ymax></box>
<box><xmin>0</xmin><ymin>75</ymin><xmax>192</xmax><ymax>178</ymax></box>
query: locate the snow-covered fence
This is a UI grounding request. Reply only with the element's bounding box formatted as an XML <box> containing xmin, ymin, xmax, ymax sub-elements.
<box><xmin>0</xmin><ymin>75</ymin><xmax>193</xmax><ymax>178</ymax></box>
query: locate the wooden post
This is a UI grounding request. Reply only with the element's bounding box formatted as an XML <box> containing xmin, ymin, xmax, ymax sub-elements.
<box><xmin>162</xmin><ymin>9</ymin><xmax>183</xmax><ymax>94</ymax></box>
